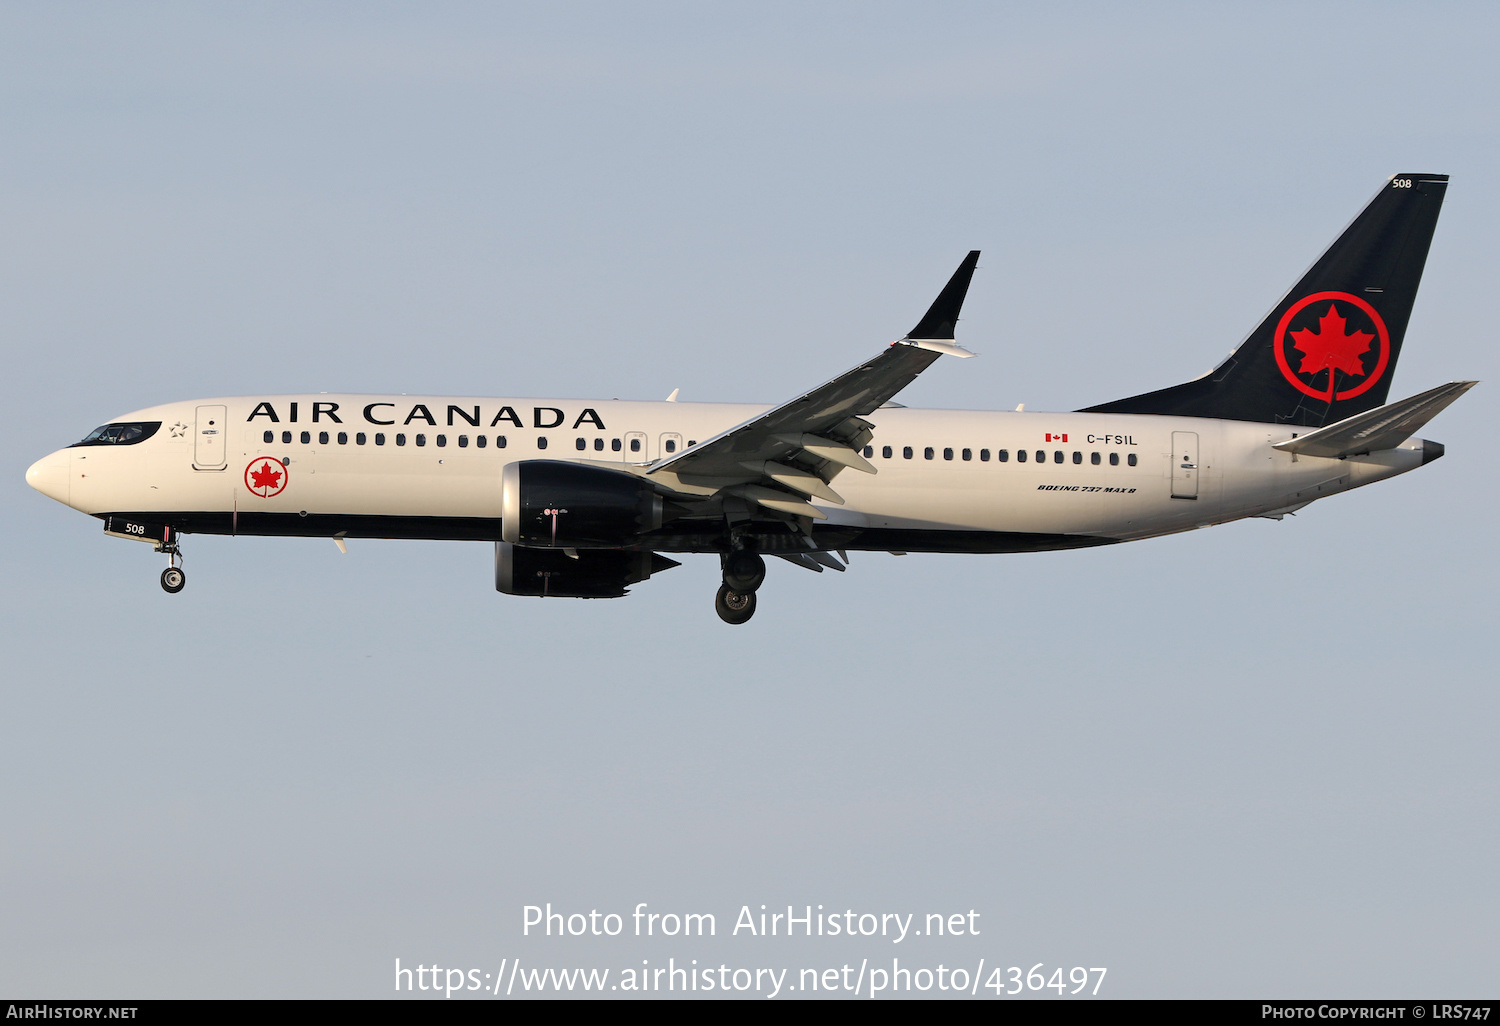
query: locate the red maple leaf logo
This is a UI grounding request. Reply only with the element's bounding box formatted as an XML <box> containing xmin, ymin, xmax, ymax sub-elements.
<box><xmin>249</xmin><ymin>462</ymin><xmax>282</xmax><ymax>491</ymax></box>
<box><xmin>1290</xmin><ymin>303</ymin><xmax>1374</xmax><ymax>380</ymax></box>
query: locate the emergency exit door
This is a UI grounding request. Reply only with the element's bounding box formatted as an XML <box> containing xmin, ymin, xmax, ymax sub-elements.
<box><xmin>194</xmin><ymin>405</ymin><xmax>227</xmax><ymax>469</ymax></box>
<box><xmin>1171</xmin><ymin>430</ymin><xmax>1198</xmax><ymax>499</ymax></box>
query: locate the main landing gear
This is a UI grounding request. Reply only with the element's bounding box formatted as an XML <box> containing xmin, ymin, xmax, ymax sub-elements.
<box><xmin>715</xmin><ymin>584</ymin><xmax>755</xmax><ymax>624</ymax></box>
<box><xmin>715</xmin><ymin>549</ymin><xmax>766</xmax><ymax>625</ymax></box>
<box><xmin>156</xmin><ymin>529</ymin><xmax>185</xmax><ymax>594</ymax></box>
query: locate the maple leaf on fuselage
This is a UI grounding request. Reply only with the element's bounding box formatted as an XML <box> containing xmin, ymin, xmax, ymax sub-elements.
<box><xmin>1290</xmin><ymin>303</ymin><xmax>1374</xmax><ymax>381</ymax></box>
<box><xmin>250</xmin><ymin>463</ymin><xmax>282</xmax><ymax>490</ymax></box>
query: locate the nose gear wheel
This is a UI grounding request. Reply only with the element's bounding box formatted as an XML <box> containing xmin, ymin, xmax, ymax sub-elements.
<box><xmin>154</xmin><ymin>528</ymin><xmax>185</xmax><ymax>593</ymax></box>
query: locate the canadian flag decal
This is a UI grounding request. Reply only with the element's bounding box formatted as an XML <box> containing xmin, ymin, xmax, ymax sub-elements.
<box><xmin>1045</xmin><ymin>433</ymin><xmax>1068</xmax><ymax>443</ymax></box>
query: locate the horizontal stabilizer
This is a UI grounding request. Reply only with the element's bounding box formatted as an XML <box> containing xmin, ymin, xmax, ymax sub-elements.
<box><xmin>1272</xmin><ymin>381</ymin><xmax>1476</xmax><ymax>458</ymax></box>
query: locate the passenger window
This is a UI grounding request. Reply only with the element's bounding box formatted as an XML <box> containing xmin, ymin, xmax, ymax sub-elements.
<box><xmin>1128</xmin><ymin>453</ymin><xmax>1138</xmax><ymax>466</ymax></box>
<box><xmin>1090</xmin><ymin>452</ymin><xmax>1100</xmax><ymax>465</ymax></box>
<box><xmin>338</xmin><ymin>432</ymin><xmax>348</xmax><ymax>445</ymax></box>
<box><xmin>980</xmin><ymin>449</ymin><xmax>990</xmax><ymax>461</ymax></box>
<box><xmin>903</xmin><ymin>446</ymin><xmax>913</xmax><ymax>459</ymax></box>
<box><xmin>1035</xmin><ymin>450</ymin><xmax>1045</xmax><ymax>463</ymax></box>
<box><xmin>415</xmin><ymin>434</ymin><xmax>426</xmax><ymax>447</ymax></box>
<box><xmin>263</xmin><ymin>430</ymin><xmax>274</xmax><ymax>443</ymax></box>
<box><xmin>594</xmin><ymin>438</ymin><xmax>604</xmax><ymax>451</ymax></box>
<box><xmin>476</xmin><ymin>435</ymin><xmax>487</xmax><ymax>448</ymax></box>
<box><xmin>863</xmin><ymin>445</ymin><xmax>874</xmax><ymax>458</ymax></box>
<box><xmin>943</xmin><ymin>447</ymin><xmax>954</xmax><ymax>460</ymax></box>
<box><xmin>301</xmin><ymin>431</ymin><xmax>311</xmax><ymax>444</ymax></box>
<box><xmin>537</xmin><ymin>436</ymin><xmax>548</xmax><ymax>450</ymax></box>
<box><xmin>924</xmin><ymin>447</ymin><xmax>934</xmax><ymax>460</ymax></box>
<box><xmin>458</xmin><ymin>435</ymin><xmax>469</xmax><ymax>448</ymax></box>
<box><xmin>997</xmin><ymin>449</ymin><xmax>1009</xmax><ymax>462</ymax></box>
<box><xmin>357</xmin><ymin>432</ymin><xmax>367</xmax><ymax>445</ymax></box>
<box><xmin>688</xmin><ymin>440</ymin><xmax>696</xmax><ymax>446</ymax></box>
<box><xmin>1054</xmin><ymin>451</ymin><xmax>1064</xmax><ymax>463</ymax></box>
<box><xmin>282</xmin><ymin>431</ymin><xmax>292</xmax><ymax>444</ymax></box>
<box><xmin>630</xmin><ymin>438</ymin><xmax>641</xmax><ymax>453</ymax></box>
<box><xmin>962</xmin><ymin>448</ymin><xmax>972</xmax><ymax>461</ymax></box>
<box><xmin>1072</xmin><ymin>451</ymin><xmax>1081</xmax><ymax>464</ymax></box>
<box><xmin>1109</xmin><ymin>452</ymin><xmax>1119</xmax><ymax>465</ymax></box>
<box><xmin>436</xmin><ymin>435</ymin><xmax>446</xmax><ymax>447</ymax></box>
<box><xmin>1016</xmin><ymin>449</ymin><xmax>1027</xmax><ymax>463</ymax></box>
<box><xmin>665</xmin><ymin>439</ymin><xmax>676</xmax><ymax>453</ymax></box>
<box><xmin>612</xmin><ymin>438</ymin><xmax>622</xmax><ymax>452</ymax></box>
<box><xmin>319</xmin><ymin>431</ymin><xmax>329</xmax><ymax>445</ymax></box>
<box><xmin>497</xmin><ymin>435</ymin><xmax>507</xmax><ymax>448</ymax></box>
<box><xmin>375</xmin><ymin>433</ymin><xmax>385</xmax><ymax>445</ymax></box>
<box><xmin>882</xmin><ymin>445</ymin><xmax>893</xmax><ymax>459</ymax></box>
<box><xmin>576</xmin><ymin>437</ymin><xmax>586</xmax><ymax>451</ymax></box>
<box><xmin>396</xmin><ymin>433</ymin><xmax>406</xmax><ymax>446</ymax></box>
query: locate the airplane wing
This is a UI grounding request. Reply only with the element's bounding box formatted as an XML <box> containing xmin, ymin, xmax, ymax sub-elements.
<box><xmin>644</xmin><ymin>252</ymin><xmax>980</xmax><ymax>520</ymax></box>
<box><xmin>1272</xmin><ymin>380</ymin><xmax>1476</xmax><ymax>458</ymax></box>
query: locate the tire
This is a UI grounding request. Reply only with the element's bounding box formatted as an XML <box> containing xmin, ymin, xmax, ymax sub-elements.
<box><xmin>160</xmin><ymin>567</ymin><xmax>186</xmax><ymax>594</ymax></box>
<box><xmin>722</xmin><ymin>550</ymin><xmax>766</xmax><ymax>593</ymax></box>
<box><xmin>714</xmin><ymin>584</ymin><xmax>756</xmax><ymax>625</ymax></box>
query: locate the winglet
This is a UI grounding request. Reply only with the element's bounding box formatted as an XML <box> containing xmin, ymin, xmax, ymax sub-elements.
<box><xmin>905</xmin><ymin>250</ymin><xmax>980</xmax><ymax>342</ymax></box>
<box><xmin>900</xmin><ymin>338</ymin><xmax>975</xmax><ymax>358</ymax></box>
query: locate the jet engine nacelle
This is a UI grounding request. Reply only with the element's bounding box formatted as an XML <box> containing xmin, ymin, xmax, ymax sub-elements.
<box><xmin>494</xmin><ymin>542</ymin><xmax>680</xmax><ymax>598</ymax></box>
<box><xmin>500</xmin><ymin>460</ymin><xmax>664</xmax><ymax>548</ymax></box>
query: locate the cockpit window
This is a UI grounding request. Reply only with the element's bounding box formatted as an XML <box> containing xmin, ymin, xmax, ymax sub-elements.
<box><xmin>71</xmin><ymin>422</ymin><xmax>161</xmax><ymax>447</ymax></box>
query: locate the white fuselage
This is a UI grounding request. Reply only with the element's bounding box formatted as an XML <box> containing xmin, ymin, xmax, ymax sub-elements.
<box><xmin>26</xmin><ymin>393</ymin><xmax>1428</xmax><ymax>551</ymax></box>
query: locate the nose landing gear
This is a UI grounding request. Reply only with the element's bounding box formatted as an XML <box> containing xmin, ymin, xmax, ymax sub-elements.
<box><xmin>160</xmin><ymin>566</ymin><xmax>186</xmax><ymax>593</ymax></box>
<box><xmin>155</xmin><ymin>528</ymin><xmax>185</xmax><ymax>594</ymax></box>
<box><xmin>715</xmin><ymin>549</ymin><xmax>765</xmax><ymax>624</ymax></box>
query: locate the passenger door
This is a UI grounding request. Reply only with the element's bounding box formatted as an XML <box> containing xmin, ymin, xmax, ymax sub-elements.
<box><xmin>194</xmin><ymin>405</ymin><xmax>227</xmax><ymax>469</ymax></box>
<box><xmin>1171</xmin><ymin>430</ymin><xmax>1198</xmax><ymax>499</ymax></box>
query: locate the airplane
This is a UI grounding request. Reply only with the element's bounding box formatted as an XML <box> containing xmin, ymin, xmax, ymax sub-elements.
<box><xmin>26</xmin><ymin>173</ymin><xmax>1475</xmax><ymax>624</ymax></box>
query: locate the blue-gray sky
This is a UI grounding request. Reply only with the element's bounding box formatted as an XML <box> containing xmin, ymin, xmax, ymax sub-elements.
<box><xmin>3</xmin><ymin>2</ymin><xmax>1496</xmax><ymax>998</ymax></box>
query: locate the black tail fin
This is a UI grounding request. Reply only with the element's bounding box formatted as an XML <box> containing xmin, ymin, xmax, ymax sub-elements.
<box><xmin>1082</xmin><ymin>174</ymin><xmax>1449</xmax><ymax>426</ymax></box>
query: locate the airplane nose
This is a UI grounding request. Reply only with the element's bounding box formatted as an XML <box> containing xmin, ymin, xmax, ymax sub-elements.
<box><xmin>26</xmin><ymin>449</ymin><xmax>70</xmax><ymax>506</ymax></box>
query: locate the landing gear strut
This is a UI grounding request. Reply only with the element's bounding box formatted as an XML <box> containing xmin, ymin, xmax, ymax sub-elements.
<box><xmin>156</xmin><ymin>528</ymin><xmax>185</xmax><ymax>594</ymax></box>
<box><xmin>715</xmin><ymin>548</ymin><xmax>765</xmax><ymax>624</ymax></box>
